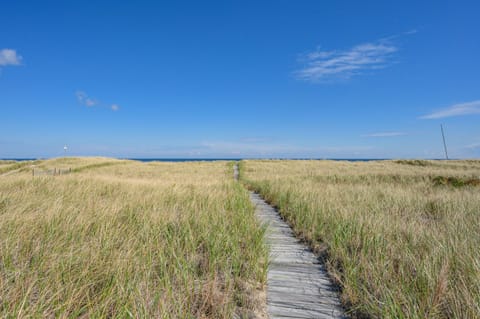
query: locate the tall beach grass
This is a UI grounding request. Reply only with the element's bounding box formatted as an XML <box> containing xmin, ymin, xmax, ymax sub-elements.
<box><xmin>0</xmin><ymin>158</ymin><xmax>267</xmax><ymax>318</ymax></box>
<box><xmin>241</xmin><ymin>159</ymin><xmax>480</xmax><ymax>318</ymax></box>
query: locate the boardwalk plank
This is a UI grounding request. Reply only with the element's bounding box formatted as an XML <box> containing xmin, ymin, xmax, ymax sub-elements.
<box><xmin>235</xmin><ymin>164</ymin><xmax>346</xmax><ymax>319</ymax></box>
<box><xmin>253</xmin><ymin>191</ymin><xmax>346</xmax><ymax>318</ymax></box>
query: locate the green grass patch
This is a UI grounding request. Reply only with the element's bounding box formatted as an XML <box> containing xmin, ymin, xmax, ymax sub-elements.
<box><xmin>432</xmin><ymin>175</ymin><xmax>480</xmax><ymax>187</ymax></box>
<box><xmin>395</xmin><ymin>159</ymin><xmax>430</xmax><ymax>166</ymax></box>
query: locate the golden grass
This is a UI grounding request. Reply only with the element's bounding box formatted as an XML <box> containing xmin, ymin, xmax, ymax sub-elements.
<box><xmin>241</xmin><ymin>159</ymin><xmax>480</xmax><ymax>319</ymax></box>
<box><xmin>0</xmin><ymin>158</ymin><xmax>267</xmax><ymax>318</ymax></box>
<box><xmin>0</xmin><ymin>160</ymin><xmax>38</xmax><ymax>175</ymax></box>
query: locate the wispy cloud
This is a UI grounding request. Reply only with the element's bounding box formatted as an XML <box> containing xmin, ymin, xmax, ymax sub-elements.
<box><xmin>420</xmin><ymin>100</ymin><xmax>480</xmax><ymax>119</ymax></box>
<box><xmin>295</xmin><ymin>39</ymin><xmax>397</xmax><ymax>82</ymax></box>
<box><xmin>362</xmin><ymin>132</ymin><xmax>407</xmax><ymax>137</ymax></box>
<box><xmin>294</xmin><ymin>29</ymin><xmax>421</xmax><ymax>83</ymax></box>
<box><xmin>0</xmin><ymin>49</ymin><xmax>22</xmax><ymax>66</ymax></box>
<box><xmin>238</xmin><ymin>137</ymin><xmax>273</xmax><ymax>143</ymax></box>
<box><xmin>465</xmin><ymin>142</ymin><xmax>480</xmax><ymax>150</ymax></box>
<box><xmin>76</xmin><ymin>91</ymin><xmax>98</xmax><ymax>107</ymax></box>
<box><xmin>75</xmin><ymin>91</ymin><xmax>120</xmax><ymax>111</ymax></box>
<box><xmin>200</xmin><ymin>140</ymin><xmax>373</xmax><ymax>157</ymax></box>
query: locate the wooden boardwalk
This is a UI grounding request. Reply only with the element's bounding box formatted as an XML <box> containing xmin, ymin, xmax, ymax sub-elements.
<box><xmin>235</xmin><ymin>164</ymin><xmax>346</xmax><ymax>318</ymax></box>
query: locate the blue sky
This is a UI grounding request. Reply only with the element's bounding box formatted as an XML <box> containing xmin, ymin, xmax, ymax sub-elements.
<box><xmin>1</xmin><ymin>1</ymin><xmax>479</xmax><ymax>159</ymax></box>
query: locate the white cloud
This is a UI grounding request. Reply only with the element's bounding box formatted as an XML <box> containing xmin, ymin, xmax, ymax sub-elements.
<box><xmin>76</xmin><ymin>91</ymin><xmax>98</xmax><ymax>107</ymax></box>
<box><xmin>0</xmin><ymin>49</ymin><xmax>22</xmax><ymax>66</ymax></box>
<box><xmin>76</xmin><ymin>91</ymin><xmax>119</xmax><ymax>111</ymax></box>
<box><xmin>200</xmin><ymin>140</ymin><xmax>373</xmax><ymax>157</ymax></box>
<box><xmin>85</xmin><ymin>99</ymin><xmax>97</xmax><ymax>107</ymax></box>
<box><xmin>363</xmin><ymin>132</ymin><xmax>407</xmax><ymax>137</ymax></box>
<box><xmin>465</xmin><ymin>142</ymin><xmax>480</xmax><ymax>150</ymax></box>
<box><xmin>420</xmin><ymin>100</ymin><xmax>480</xmax><ymax>119</ymax></box>
<box><xmin>295</xmin><ymin>39</ymin><xmax>397</xmax><ymax>82</ymax></box>
<box><xmin>239</xmin><ymin>137</ymin><xmax>272</xmax><ymax>143</ymax></box>
<box><xmin>75</xmin><ymin>91</ymin><xmax>86</xmax><ymax>101</ymax></box>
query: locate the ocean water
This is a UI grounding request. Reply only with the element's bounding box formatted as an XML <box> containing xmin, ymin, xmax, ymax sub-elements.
<box><xmin>2</xmin><ymin>158</ymin><xmax>388</xmax><ymax>162</ymax></box>
<box><xmin>129</xmin><ymin>158</ymin><xmax>387</xmax><ymax>162</ymax></box>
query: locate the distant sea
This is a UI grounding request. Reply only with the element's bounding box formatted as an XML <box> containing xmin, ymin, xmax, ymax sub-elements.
<box><xmin>130</xmin><ymin>158</ymin><xmax>387</xmax><ymax>162</ymax></box>
<box><xmin>2</xmin><ymin>158</ymin><xmax>388</xmax><ymax>162</ymax></box>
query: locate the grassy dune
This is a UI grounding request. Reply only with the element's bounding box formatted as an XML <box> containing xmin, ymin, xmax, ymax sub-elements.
<box><xmin>0</xmin><ymin>160</ymin><xmax>38</xmax><ymax>175</ymax></box>
<box><xmin>0</xmin><ymin>158</ymin><xmax>267</xmax><ymax>318</ymax></box>
<box><xmin>241</xmin><ymin>160</ymin><xmax>480</xmax><ymax>319</ymax></box>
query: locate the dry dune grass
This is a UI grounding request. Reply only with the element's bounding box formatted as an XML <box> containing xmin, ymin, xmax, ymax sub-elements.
<box><xmin>0</xmin><ymin>160</ymin><xmax>38</xmax><ymax>175</ymax></box>
<box><xmin>0</xmin><ymin>158</ymin><xmax>267</xmax><ymax>318</ymax></box>
<box><xmin>241</xmin><ymin>159</ymin><xmax>480</xmax><ymax>319</ymax></box>
<box><xmin>0</xmin><ymin>160</ymin><xmax>16</xmax><ymax>169</ymax></box>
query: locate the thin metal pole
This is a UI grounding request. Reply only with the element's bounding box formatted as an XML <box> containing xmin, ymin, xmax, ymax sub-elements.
<box><xmin>441</xmin><ymin>124</ymin><xmax>449</xmax><ymax>160</ymax></box>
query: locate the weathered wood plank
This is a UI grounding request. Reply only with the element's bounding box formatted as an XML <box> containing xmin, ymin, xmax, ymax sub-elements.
<box><xmin>234</xmin><ymin>164</ymin><xmax>346</xmax><ymax>318</ymax></box>
<box><xmin>250</xmin><ymin>191</ymin><xmax>346</xmax><ymax>319</ymax></box>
